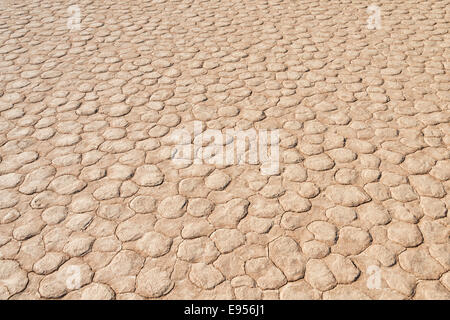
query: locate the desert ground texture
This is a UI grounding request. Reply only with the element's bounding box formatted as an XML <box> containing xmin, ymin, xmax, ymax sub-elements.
<box><xmin>0</xmin><ymin>0</ymin><xmax>449</xmax><ymax>300</ymax></box>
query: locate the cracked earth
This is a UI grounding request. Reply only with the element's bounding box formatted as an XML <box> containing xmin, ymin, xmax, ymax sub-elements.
<box><xmin>0</xmin><ymin>0</ymin><xmax>449</xmax><ymax>300</ymax></box>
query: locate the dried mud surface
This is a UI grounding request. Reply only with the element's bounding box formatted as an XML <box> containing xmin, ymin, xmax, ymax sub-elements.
<box><xmin>0</xmin><ymin>0</ymin><xmax>449</xmax><ymax>300</ymax></box>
